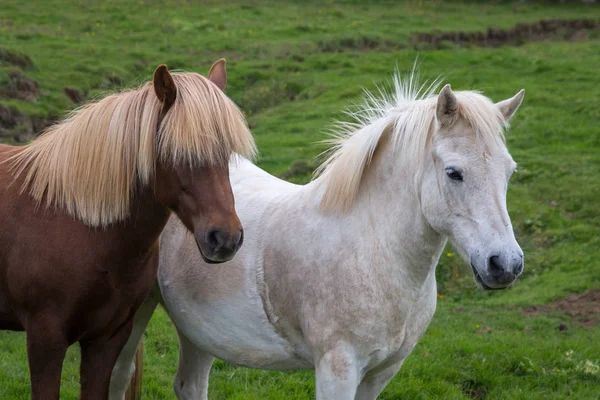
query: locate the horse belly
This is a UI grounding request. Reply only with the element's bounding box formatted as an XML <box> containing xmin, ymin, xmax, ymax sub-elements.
<box><xmin>0</xmin><ymin>293</ymin><xmax>23</xmax><ymax>331</ymax></box>
<box><xmin>167</xmin><ymin>294</ymin><xmax>312</xmax><ymax>370</ymax></box>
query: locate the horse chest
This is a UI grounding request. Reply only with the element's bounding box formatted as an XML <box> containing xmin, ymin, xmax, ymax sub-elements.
<box><xmin>363</xmin><ymin>288</ymin><xmax>437</xmax><ymax>370</ymax></box>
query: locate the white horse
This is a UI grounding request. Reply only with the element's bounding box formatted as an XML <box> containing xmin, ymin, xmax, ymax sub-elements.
<box><xmin>110</xmin><ymin>72</ymin><xmax>525</xmax><ymax>400</ymax></box>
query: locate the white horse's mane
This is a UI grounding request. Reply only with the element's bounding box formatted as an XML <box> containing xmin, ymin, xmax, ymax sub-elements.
<box><xmin>314</xmin><ymin>69</ymin><xmax>507</xmax><ymax>213</ymax></box>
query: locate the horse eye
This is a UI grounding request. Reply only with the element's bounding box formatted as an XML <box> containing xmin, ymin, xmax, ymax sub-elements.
<box><xmin>445</xmin><ymin>167</ymin><xmax>463</xmax><ymax>182</ymax></box>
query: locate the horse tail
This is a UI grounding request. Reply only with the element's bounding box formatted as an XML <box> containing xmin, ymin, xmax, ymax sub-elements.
<box><xmin>124</xmin><ymin>339</ymin><xmax>144</xmax><ymax>400</ymax></box>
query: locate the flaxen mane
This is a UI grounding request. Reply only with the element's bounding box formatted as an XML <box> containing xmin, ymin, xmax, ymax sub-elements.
<box><xmin>8</xmin><ymin>72</ymin><xmax>256</xmax><ymax>227</ymax></box>
<box><xmin>315</xmin><ymin>71</ymin><xmax>507</xmax><ymax>213</ymax></box>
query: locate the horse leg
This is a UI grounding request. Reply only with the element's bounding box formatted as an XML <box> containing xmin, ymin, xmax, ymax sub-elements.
<box><xmin>79</xmin><ymin>323</ymin><xmax>134</xmax><ymax>400</ymax></box>
<box><xmin>109</xmin><ymin>295</ymin><xmax>159</xmax><ymax>400</ymax></box>
<box><xmin>26</xmin><ymin>318</ymin><xmax>69</xmax><ymax>400</ymax></box>
<box><xmin>314</xmin><ymin>345</ymin><xmax>361</xmax><ymax>400</ymax></box>
<box><xmin>173</xmin><ymin>330</ymin><xmax>215</xmax><ymax>400</ymax></box>
<box><xmin>354</xmin><ymin>361</ymin><xmax>403</xmax><ymax>400</ymax></box>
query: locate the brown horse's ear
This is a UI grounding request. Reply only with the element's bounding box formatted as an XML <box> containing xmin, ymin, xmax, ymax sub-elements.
<box><xmin>208</xmin><ymin>58</ymin><xmax>227</xmax><ymax>91</ymax></box>
<box><xmin>153</xmin><ymin>64</ymin><xmax>177</xmax><ymax>111</ymax></box>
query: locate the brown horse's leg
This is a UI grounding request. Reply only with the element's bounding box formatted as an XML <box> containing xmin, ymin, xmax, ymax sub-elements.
<box><xmin>26</xmin><ymin>320</ymin><xmax>68</xmax><ymax>400</ymax></box>
<box><xmin>79</xmin><ymin>322</ymin><xmax>134</xmax><ymax>400</ymax></box>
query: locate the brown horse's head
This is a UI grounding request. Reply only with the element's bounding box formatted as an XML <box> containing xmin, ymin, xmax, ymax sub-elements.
<box><xmin>155</xmin><ymin>161</ymin><xmax>242</xmax><ymax>264</ymax></box>
<box><xmin>152</xmin><ymin>61</ymin><xmax>254</xmax><ymax>263</ymax></box>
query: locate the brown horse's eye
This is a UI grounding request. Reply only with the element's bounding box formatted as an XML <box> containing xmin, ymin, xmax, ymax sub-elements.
<box><xmin>445</xmin><ymin>167</ymin><xmax>463</xmax><ymax>182</ymax></box>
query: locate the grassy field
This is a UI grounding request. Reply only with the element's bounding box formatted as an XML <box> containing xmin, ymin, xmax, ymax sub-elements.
<box><xmin>1</xmin><ymin>1</ymin><xmax>600</xmax><ymax>399</ymax></box>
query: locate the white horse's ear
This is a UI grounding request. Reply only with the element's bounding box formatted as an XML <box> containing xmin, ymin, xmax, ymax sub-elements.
<box><xmin>436</xmin><ymin>84</ymin><xmax>458</xmax><ymax>126</ymax></box>
<box><xmin>496</xmin><ymin>89</ymin><xmax>525</xmax><ymax>122</ymax></box>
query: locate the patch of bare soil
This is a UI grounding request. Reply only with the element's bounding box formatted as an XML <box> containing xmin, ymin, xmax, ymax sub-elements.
<box><xmin>1</xmin><ymin>71</ymin><xmax>39</xmax><ymax>102</ymax></box>
<box><xmin>0</xmin><ymin>47</ymin><xmax>34</xmax><ymax>69</ymax></box>
<box><xmin>278</xmin><ymin>160</ymin><xmax>315</xmax><ymax>180</ymax></box>
<box><xmin>0</xmin><ymin>47</ymin><xmax>54</xmax><ymax>141</ymax></box>
<box><xmin>525</xmin><ymin>290</ymin><xmax>600</xmax><ymax>327</ymax></box>
<box><xmin>461</xmin><ymin>379</ymin><xmax>487</xmax><ymax>400</ymax></box>
<box><xmin>64</xmin><ymin>87</ymin><xmax>85</xmax><ymax>104</ymax></box>
<box><xmin>412</xmin><ymin>18</ymin><xmax>599</xmax><ymax>49</ymax></box>
<box><xmin>0</xmin><ymin>104</ymin><xmax>54</xmax><ymax>142</ymax></box>
<box><xmin>317</xmin><ymin>37</ymin><xmax>403</xmax><ymax>53</ymax></box>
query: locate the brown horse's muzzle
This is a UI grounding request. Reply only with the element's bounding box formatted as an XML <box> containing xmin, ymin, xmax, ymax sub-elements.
<box><xmin>195</xmin><ymin>227</ymin><xmax>244</xmax><ymax>264</ymax></box>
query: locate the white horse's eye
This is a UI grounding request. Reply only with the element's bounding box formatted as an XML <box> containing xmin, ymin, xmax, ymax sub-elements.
<box><xmin>445</xmin><ymin>167</ymin><xmax>463</xmax><ymax>182</ymax></box>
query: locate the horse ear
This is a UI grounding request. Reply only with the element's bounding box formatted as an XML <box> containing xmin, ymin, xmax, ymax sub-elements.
<box><xmin>208</xmin><ymin>58</ymin><xmax>227</xmax><ymax>91</ymax></box>
<box><xmin>436</xmin><ymin>84</ymin><xmax>458</xmax><ymax>127</ymax></box>
<box><xmin>496</xmin><ymin>89</ymin><xmax>525</xmax><ymax>122</ymax></box>
<box><xmin>153</xmin><ymin>64</ymin><xmax>177</xmax><ymax>111</ymax></box>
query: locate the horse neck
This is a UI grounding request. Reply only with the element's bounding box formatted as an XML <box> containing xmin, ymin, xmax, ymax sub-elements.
<box><xmin>348</xmin><ymin>134</ymin><xmax>446</xmax><ymax>285</ymax></box>
<box><xmin>115</xmin><ymin>185</ymin><xmax>171</xmax><ymax>250</ymax></box>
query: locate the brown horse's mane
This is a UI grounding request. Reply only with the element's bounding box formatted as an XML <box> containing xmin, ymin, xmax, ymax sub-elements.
<box><xmin>7</xmin><ymin>72</ymin><xmax>255</xmax><ymax>227</ymax></box>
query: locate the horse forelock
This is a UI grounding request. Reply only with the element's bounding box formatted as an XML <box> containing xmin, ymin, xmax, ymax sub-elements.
<box><xmin>314</xmin><ymin>71</ymin><xmax>507</xmax><ymax>214</ymax></box>
<box><xmin>6</xmin><ymin>72</ymin><xmax>256</xmax><ymax>228</ymax></box>
<box><xmin>158</xmin><ymin>73</ymin><xmax>256</xmax><ymax>168</ymax></box>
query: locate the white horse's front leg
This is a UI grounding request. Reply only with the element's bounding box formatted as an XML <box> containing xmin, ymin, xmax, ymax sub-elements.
<box><xmin>109</xmin><ymin>291</ymin><xmax>159</xmax><ymax>400</ymax></box>
<box><xmin>354</xmin><ymin>360</ymin><xmax>403</xmax><ymax>400</ymax></box>
<box><xmin>315</xmin><ymin>344</ymin><xmax>361</xmax><ymax>400</ymax></box>
<box><xmin>174</xmin><ymin>330</ymin><xmax>215</xmax><ymax>400</ymax></box>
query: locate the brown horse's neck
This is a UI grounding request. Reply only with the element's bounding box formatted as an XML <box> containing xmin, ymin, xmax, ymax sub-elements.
<box><xmin>117</xmin><ymin>185</ymin><xmax>172</xmax><ymax>251</ymax></box>
<box><xmin>1</xmin><ymin>143</ymin><xmax>172</xmax><ymax>261</ymax></box>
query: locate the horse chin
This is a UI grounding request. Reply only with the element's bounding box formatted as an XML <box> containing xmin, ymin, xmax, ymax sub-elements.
<box><xmin>470</xmin><ymin>263</ymin><xmax>507</xmax><ymax>291</ymax></box>
<box><xmin>196</xmin><ymin>242</ymin><xmax>235</xmax><ymax>265</ymax></box>
<box><xmin>200</xmin><ymin>252</ymin><xmax>222</xmax><ymax>264</ymax></box>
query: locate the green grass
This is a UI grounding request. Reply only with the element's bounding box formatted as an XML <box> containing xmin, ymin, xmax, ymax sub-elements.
<box><xmin>1</xmin><ymin>1</ymin><xmax>600</xmax><ymax>399</ymax></box>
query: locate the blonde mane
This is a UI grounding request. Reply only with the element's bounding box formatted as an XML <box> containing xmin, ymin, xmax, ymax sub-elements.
<box><xmin>8</xmin><ymin>72</ymin><xmax>256</xmax><ymax>227</ymax></box>
<box><xmin>315</xmin><ymin>71</ymin><xmax>506</xmax><ymax>213</ymax></box>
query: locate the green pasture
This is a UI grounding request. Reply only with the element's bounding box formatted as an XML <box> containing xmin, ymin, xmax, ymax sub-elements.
<box><xmin>1</xmin><ymin>1</ymin><xmax>599</xmax><ymax>399</ymax></box>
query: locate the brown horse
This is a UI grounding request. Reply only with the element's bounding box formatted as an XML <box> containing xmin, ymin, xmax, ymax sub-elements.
<box><xmin>0</xmin><ymin>59</ymin><xmax>255</xmax><ymax>399</ymax></box>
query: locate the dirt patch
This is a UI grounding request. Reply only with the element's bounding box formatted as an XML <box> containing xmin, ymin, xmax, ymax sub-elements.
<box><xmin>0</xmin><ymin>72</ymin><xmax>129</xmax><ymax>140</ymax></box>
<box><xmin>317</xmin><ymin>36</ymin><xmax>403</xmax><ymax>53</ymax></box>
<box><xmin>0</xmin><ymin>47</ymin><xmax>34</xmax><ymax>69</ymax></box>
<box><xmin>64</xmin><ymin>73</ymin><xmax>128</xmax><ymax>105</ymax></box>
<box><xmin>524</xmin><ymin>290</ymin><xmax>600</xmax><ymax>327</ymax></box>
<box><xmin>0</xmin><ymin>104</ymin><xmax>54</xmax><ymax>142</ymax></box>
<box><xmin>1</xmin><ymin>71</ymin><xmax>39</xmax><ymax>102</ymax></box>
<box><xmin>0</xmin><ymin>47</ymin><xmax>51</xmax><ymax>141</ymax></box>
<box><xmin>461</xmin><ymin>379</ymin><xmax>488</xmax><ymax>400</ymax></box>
<box><xmin>64</xmin><ymin>87</ymin><xmax>85</xmax><ymax>104</ymax></box>
<box><xmin>278</xmin><ymin>160</ymin><xmax>315</xmax><ymax>181</ymax></box>
<box><xmin>239</xmin><ymin>80</ymin><xmax>306</xmax><ymax>114</ymax></box>
<box><xmin>412</xmin><ymin>18</ymin><xmax>599</xmax><ymax>49</ymax></box>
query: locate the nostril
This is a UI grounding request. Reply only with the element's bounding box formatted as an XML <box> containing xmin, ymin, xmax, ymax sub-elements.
<box><xmin>206</xmin><ymin>229</ymin><xmax>243</xmax><ymax>254</ymax></box>
<box><xmin>206</xmin><ymin>229</ymin><xmax>223</xmax><ymax>251</ymax></box>
<box><xmin>488</xmin><ymin>255</ymin><xmax>504</xmax><ymax>277</ymax></box>
<box><xmin>236</xmin><ymin>229</ymin><xmax>244</xmax><ymax>250</ymax></box>
<box><xmin>514</xmin><ymin>260</ymin><xmax>524</xmax><ymax>276</ymax></box>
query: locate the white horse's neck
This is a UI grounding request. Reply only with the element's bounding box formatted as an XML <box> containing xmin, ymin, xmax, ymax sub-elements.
<box><xmin>312</xmin><ymin>125</ymin><xmax>446</xmax><ymax>290</ymax></box>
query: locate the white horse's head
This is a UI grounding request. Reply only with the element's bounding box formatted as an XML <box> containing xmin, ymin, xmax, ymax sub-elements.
<box><xmin>316</xmin><ymin>72</ymin><xmax>525</xmax><ymax>290</ymax></box>
<box><xmin>420</xmin><ymin>85</ymin><xmax>525</xmax><ymax>290</ymax></box>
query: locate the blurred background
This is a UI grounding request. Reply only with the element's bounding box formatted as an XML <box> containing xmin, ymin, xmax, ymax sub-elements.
<box><xmin>1</xmin><ymin>1</ymin><xmax>599</xmax><ymax>399</ymax></box>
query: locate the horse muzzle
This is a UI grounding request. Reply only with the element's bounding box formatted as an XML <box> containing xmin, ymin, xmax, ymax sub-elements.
<box><xmin>470</xmin><ymin>251</ymin><xmax>524</xmax><ymax>290</ymax></box>
<box><xmin>195</xmin><ymin>228</ymin><xmax>244</xmax><ymax>264</ymax></box>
